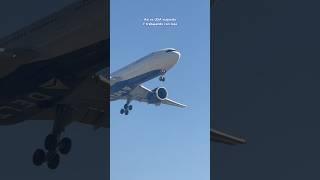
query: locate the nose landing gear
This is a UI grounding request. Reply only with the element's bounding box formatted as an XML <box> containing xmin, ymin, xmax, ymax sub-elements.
<box><xmin>159</xmin><ymin>76</ymin><xmax>165</xmax><ymax>82</ymax></box>
<box><xmin>159</xmin><ymin>69</ymin><xmax>166</xmax><ymax>82</ymax></box>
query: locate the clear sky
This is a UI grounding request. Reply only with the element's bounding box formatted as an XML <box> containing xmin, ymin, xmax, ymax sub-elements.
<box><xmin>110</xmin><ymin>0</ymin><xmax>210</xmax><ymax>180</ymax></box>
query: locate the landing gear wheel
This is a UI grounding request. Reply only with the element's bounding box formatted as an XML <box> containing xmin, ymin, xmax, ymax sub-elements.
<box><xmin>33</xmin><ymin>149</ymin><xmax>46</xmax><ymax>166</ymax></box>
<box><xmin>128</xmin><ymin>105</ymin><xmax>133</xmax><ymax>111</ymax></box>
<box><xmin>59</xmin><ymin>137</ymin><xmax>72</xmax><ymax>155</ymax></box>
<box><xmin>120</xmin><ymin>109</ymin><xmax>125</xmax><ymax>114</ymax></box>
<box><xmin>124</xmin><ymin>109</ymin><xmax>129</xmax><ymax>115</ymax></box>
<box><xmin>124</xmin><ymin>104</ymin><xmax>129</xmax><ymax>109</ymax></box>
<box><xmin>47</xmin><ymin>151</ymin><xmax>60</xmax><ymax>169</ymax></box>
<box><xmin>45</xmin><ymin>134</ymin><xmax>58</xmax><ymax>151</ymax></box>
<box><xmin>159</xmin><ymin>76</ymin><xmax>165</xmax><ymax>82</ymax></box>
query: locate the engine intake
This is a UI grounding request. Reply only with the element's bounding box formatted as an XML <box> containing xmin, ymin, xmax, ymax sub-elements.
<box><xmin>147</xmin><ymin>87</ymin><xmax>168</xmax><ymax>104</ymax></box>
<box><xmin>154</xmin><ymin>87</ymin><xmax>168</xmax><ymax>100</ymax></box>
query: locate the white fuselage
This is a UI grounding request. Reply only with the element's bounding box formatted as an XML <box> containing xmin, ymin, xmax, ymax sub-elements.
<box><xmin>110</xmin><ymin>49</ymin><xmax>180</xmax><ymax>86</ymax></box>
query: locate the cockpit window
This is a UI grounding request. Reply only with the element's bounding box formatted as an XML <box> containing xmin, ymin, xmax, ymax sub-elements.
<box><xmin>166</xmin><ymin>49</ymin><xmax>176</xmax><ymax>53</ymax></box>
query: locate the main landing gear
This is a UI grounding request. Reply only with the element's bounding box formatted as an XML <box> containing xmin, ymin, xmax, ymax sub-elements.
<box><xmin>120</xmin><ymin>103</ymin><xmax>133</xmax><ymax>115</ymax></box>
<box><xmin>33</xmin><ymin>135</ymin><xmax>72</xmax><ymax>169</ymax></box>
<box><xmin>32</xmin><ymin>104</ymin><xmax>73</xmax><ymax>169</ymax></box>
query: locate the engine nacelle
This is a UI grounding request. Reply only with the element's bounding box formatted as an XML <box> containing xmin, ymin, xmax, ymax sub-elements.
<box><xmin>147</xmin><ymin>87</ymin><xmax>168</xmax><ymax>104</ymax></box>
<box><xmin>154</xmin><ymin>87</ymin><xmax>168</xmax><ymax>100</ymax></box>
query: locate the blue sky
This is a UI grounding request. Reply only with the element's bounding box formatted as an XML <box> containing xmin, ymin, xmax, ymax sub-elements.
<box><xmin>110</xmin><ymin>0</ymin><xmax>210</xmax><ymax>180</ymax></box>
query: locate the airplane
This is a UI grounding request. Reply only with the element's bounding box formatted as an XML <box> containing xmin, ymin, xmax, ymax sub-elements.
<box><xmin>0</xmin><ymin>0</ymin><xmax>109</xmax><ymax>169</ymax></box>
<box><xmin>105</xmin><ymin>49</ymin><xmax>245</xmax><ymax>145</ymax></box>
<box><xmin>106</xmin><ymin>48</ymin><xmax>186</xmax><ymax>115</ymax></box>
<box><xmin>211</xmin><ymin>129</ymin><xmax>246</xmax><ymax>145</ymax></box>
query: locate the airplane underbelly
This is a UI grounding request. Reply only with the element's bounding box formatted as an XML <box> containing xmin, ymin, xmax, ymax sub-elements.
<box><xmin>110</xmin><ymin>69</ymin><xmax>162</xmax><ymax>101</ymax></box>
<box><xmin>0</xmin><ymin>40</ymin><xmax>108</xmax><ymax>125</ymax></box>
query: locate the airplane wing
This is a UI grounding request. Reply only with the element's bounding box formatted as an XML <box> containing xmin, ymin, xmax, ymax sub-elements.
<box><xmin>0</xmin><ymin>40</ymin><xmax>109</xmax><ymax>128</ymax></box>
<box><xmin>211</xmin><ymin>129</ymin><xmax>246</xmax><ymax>145</ymax></box>
<box><xmin>28</xmin><ymin>69</ymin><xmax>109</xmax><ymax>129</ymax></box>
<box><xmin>129</xmin><ymin>85</ymin><xmax>186</xmax><ymax>108</ymax></box>
<box><xmin>65</xmin><ymin>73</ymin><xmax>109</xmax><ymax>129</ymax></box>
<box><xmin>161</xmin><ymin>98</ymin><xmax>187</xmax><ymax>108</ymax></box>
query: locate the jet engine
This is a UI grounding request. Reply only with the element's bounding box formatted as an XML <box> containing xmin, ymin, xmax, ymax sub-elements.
<box><xmin>154</xmin><ymin>87</ymin><xmax>168</xmax><ymax>100</ymax></box>
<box><xmin>147</xmin><ymin>87</ymin><xmax>168</xmax><ymax>104</ymax></box>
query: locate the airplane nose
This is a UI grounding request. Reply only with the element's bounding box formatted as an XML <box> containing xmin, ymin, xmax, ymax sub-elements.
<box><xmin>174</xmin><ymin>51</ymin><xmax>181</xmax><ymax>59</ymax></box>
<box><xmin>159</xmin><ymin>48</ymin><xmax>181</xmax><ymax>67</ymax></box>
<box><xmin>170</xmin><ymin>51</ymin><xmax>180</xmax><ymax>63</ymax></box>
